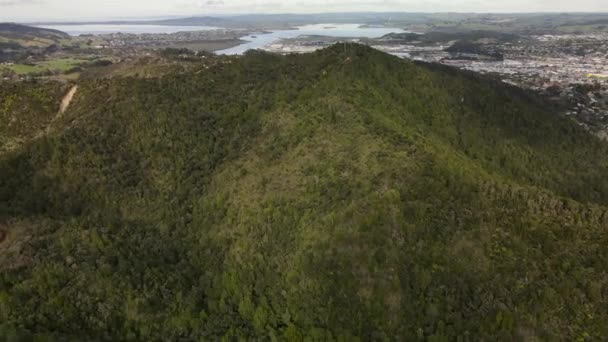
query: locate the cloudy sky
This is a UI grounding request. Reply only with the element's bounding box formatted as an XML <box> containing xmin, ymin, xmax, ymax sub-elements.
<box><xmin>1</xmin><ymin>0</ymin><xmax>607</xmax><ymax>22</ymax></box>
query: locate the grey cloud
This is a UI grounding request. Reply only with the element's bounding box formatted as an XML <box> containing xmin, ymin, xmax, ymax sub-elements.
<box><xmin>0</xmin><ymin>0</ymin><xmax>42</xmax><ymax>6</ymax></box>
<box><xmin>198</xmin><ymin>0</ymin><xmax>284</xmax><ymax>10</ymax></box>
<box><xmin>3</xmin><ymin>0</ymin><xmax>608</xmax><ymax>22</ymax></box>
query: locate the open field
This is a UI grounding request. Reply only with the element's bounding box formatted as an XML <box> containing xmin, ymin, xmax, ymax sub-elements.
<box><xmin>0</xmin><ymin>36</ymin><xmax>55</xmax><ymax>47</ymax></box>
<box><xmin>1</xmin><ymin>56</ymin><xmax>110</xmax><ymax>75</ymax></box>
<box><xmin>2</xmin><ymin>59</ymin><xmax>82</xmax><ymax>74</ymax></box>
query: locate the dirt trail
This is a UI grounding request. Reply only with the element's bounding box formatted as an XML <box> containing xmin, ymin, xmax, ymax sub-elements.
<box><xmin>1</xmin><ymin>85</ymin><xmax>80</xmax><ymax>153</ymax></box>
<box><xmin>40</xmin><ymin>84</ymin><xmax>78</xmax><ymax>135</ymax></box>
<box><xmin>59</xmin><ymin>85</ymin><xmax>78</xmax><ymax>114</ymax></box>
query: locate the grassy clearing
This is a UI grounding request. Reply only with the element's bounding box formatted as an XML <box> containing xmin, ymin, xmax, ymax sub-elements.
<box><xmin>0</xmin><ymin>36</ymin><xmax>56</xmax><ymax>48</ymax></box>
<box><xmin>1</xmin><ymin>57</ymin><xmax>102</xmax><ymax>75</ymax></box>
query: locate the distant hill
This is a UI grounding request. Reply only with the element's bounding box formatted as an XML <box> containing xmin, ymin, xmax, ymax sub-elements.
<box><xmin>0</xmin><ymin>23</ymin><xmax>69</xmax><ymax>47</ymax></box>
<box><xmin>150</xmin><ymin>16</ymin><xmax>242</xmax><ymax>28</ymax></box>
<box><xmin>30</xmin><ymin>12</ymin><xmax>608</xmax><ymax>33</ymax></box>
<box><xmin>1</xmin><ymin>45</ymin><xmax>607</xmax><ymax>340</ymax></box>
<box><xmin>445</xmin><ymin>40</ymin><xmax>504</xmax><ymax>60</ymax></box>
<box><xmin>150</xmin><ymin>13</ymin><xmax>435</xmax><ymax>29</ymax></box>
<box><xmin>62</xmin><ymin>13</ymin><xmax>426</xmax><ymax>29</ymax></box>
<box><xmin>381</xmin><ymin>30</ymin><xmax>520</xmax><ymax>44</ymax></box>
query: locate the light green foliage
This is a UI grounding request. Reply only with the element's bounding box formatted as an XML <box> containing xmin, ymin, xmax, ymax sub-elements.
<box><xmin>0</xmin><ymin>81</ymin><xmax>66</xmax><ymax>151</ymax></box>
<box><xmin>0</xmin><ymin>44</ymin><xmax>607</xmax><ymax>340</ymax></box>
<box><xmin>2</xmin><ymin>58</ymin><xmax>90</xmax><ymax>76</ymax></box>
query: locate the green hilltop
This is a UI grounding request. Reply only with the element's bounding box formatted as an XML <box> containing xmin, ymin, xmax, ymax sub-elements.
<box><xmin>1</xmin><ymin>44</ymin><xmax>607</xmax><ymax>340</ymax></box>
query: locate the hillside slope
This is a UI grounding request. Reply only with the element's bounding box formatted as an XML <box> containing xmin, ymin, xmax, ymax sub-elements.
<box><xmin>0</xmin><ymin>23</ymin><xmax>69</xmax><ymax>48</ymax></box>
<box><xmin>1</xmin><ymin>45</ymin><xmax>607</xmax><ymax>340</ymax></box>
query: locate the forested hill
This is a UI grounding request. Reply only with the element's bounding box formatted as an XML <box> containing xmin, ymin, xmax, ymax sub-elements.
<box><xmin>1</xmin><ymin>44</ymin><xmax>607</xmax><ymax>340</ymax></box>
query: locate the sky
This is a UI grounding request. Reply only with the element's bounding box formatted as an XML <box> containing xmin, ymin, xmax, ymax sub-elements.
<box><xmin>1</xmin><ymin>0</ymin><xmax>608</xmax><ymax>22</ymax></box>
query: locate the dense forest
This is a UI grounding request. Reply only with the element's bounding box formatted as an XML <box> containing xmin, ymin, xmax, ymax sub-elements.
<box><xmin>1</xmin><ymin>44</ymin><xmax>607</xmax><ymax>340</ymax></box>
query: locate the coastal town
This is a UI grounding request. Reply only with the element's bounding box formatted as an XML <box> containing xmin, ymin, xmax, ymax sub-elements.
<box><xmin>78</xmin><ymin>29</ymin><xmax>257</xmax><ymax>51</ymax></box>
<box><xmin>2</xmin><ymin>18</ymin><xmax>608</xmax><ymax>136</ymax></box>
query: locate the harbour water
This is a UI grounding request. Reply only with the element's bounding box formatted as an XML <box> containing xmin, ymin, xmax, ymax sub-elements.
<box><xmin>217</xmin><ymin>24</ymin><xmax>406</xmax><ymax>55</ymax></box>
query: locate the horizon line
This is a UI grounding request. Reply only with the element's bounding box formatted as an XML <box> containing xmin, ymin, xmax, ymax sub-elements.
<box><xmin>11</xmin><ymin>10</ymin><xmax>608</xmax><ymax>25</ymax></box>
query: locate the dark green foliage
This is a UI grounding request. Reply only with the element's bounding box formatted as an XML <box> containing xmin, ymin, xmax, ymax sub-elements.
<box><xmin>159</xmin><ymin>47</ymin><xmax>196</xmax><ymax>58</ymax></box>
<box><xmin>0</xmin><ymin>42</ymin><xmax>22</xmax><ymax>50</ymax></box>
<box><xmin>445</xmin><ymin>41</ymin><xmax>504</xmax><ymax>60</ymax></box>
<box><xmin>0</xmin><ymin>81</ymin><xmax>67</xmax><ymax>152</ymax></box>
<box><xmin>86</xmin><ymin>60</ymin><xmax>113</xmax><ymax>68</ymax></box>
<box><xmin>0</xmin><ymin>44</ymin><xmax>607</xmax><ymax>340</ymax></box>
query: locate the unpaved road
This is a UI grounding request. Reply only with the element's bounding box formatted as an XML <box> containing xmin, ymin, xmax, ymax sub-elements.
<box><xmin>43</xmin><ymin>85</ymin><xmax>78</xmax><ymax>135</ymax></box>
<box><xmin>59</xmin><ymin>85</ymin><xmax>78</xmax><ymax>114</ymax></box>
